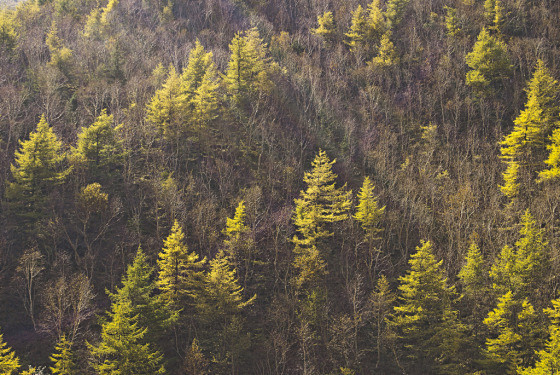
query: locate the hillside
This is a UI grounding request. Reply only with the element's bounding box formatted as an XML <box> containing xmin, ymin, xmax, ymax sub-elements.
<box><xmin>1</xmin><ymin>0</ymin><xmax>560</xmax><ymax>374</ymax></box>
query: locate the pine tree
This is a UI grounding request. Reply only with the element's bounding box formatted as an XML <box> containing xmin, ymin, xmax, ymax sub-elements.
<box><xmin>184</xmin><ymin>338</ymin><xmax>208</xmax><ymax>375</ymax></box>
<box><xmin>370</xmin><ymin>32</ymin><xmax>398</xmax><ymax>67</ymax></box>
<box><xmin>292</xmin><ymin>150</ymin><xmax>351</xmax><ymax>289</ymax></box>
<box><xmin>490</xmin><ymin>210</ymin><xmax>548</xmax><ymax>299</ymax></box>
<box><xmin>345</xmin><ymin>5</ymin><xmax>367</xmax><ymax>52</ymax></box>
<box><xmin>390</xmin><ymin>240</ymin><xmax>466</xmax><ymax>374</ymax></box>
<box><xmin>50</xmin><ymin>335</ymin><xmax>75</xmax><ymax>375</ymax></box>
<box><xmin>312</xmin><ymin>11</ymin><xmax>336</xmax><ymax>43</ymax></box>
<box><xmin>157</xmin><ymin>221</ymin><xmax>205</xmax><ymax>307</ymax></box>
<box><xmin>71</xmin><ymin>109</ymin><xmax>123</xmax><ymax>181</ymax></box>
<box><xmin>225</xmin><ymin>28</ymin><xmax>274</xmax><ymax>105</ymax></box>
<box><xmin>110</xmin><ymin>247</ymin><xmax>176</xmax><ymax>343</ymax></box>
<box><xmin>465</xmin><ymin>28</ymin><xmax>511</xmax><ymax>95</ymax></box>
<box><xmin>444</xmin><ymin>6</ymin><xmax>460</xmax><ymax>38</ymax></box>
<box><xmin>354</xmin><ymin>176</ymin><xmax>385</xmax><ymax>242</ymax></box>
<box><xmin>0</xmin><ymin>9</ymin><xmax>18</xmax><ymax>52</ymax></box>
<box><xmin>370</xmin><ymin>275</ymin><xmax>396</xmax><ymax>368</ymax></box>
<box><xmin>484</xmin><ymin>291</ymin><xmax>542</xmax><ymax>373</ymax></box>
<box><xmin>520</xmin><ymin>299</ymin><xmax>560</xmax><ymax>374</ymax></box>
<box><xmin>500</xmin><ymin>60</ymin><xmax>560</xmax><ymax>198</ymax></box>
<box><xmin>195</xmin><ymin>251</ymin><xmax>255</xmax><ymax>373</ymax></box>
<box><xmin>89</xmin><ymin>300</ymin><xmax>165</xmax><ymax>375</ymax></box>
<box><xmin>6</xmin><ymin>115</ymin><xmax>70</xmax><ymax>227</ymax></box>
<box><xmin>0</xmin><ymin>332</ymin><xmax>20</xmax><ymax>375</ymax></box>
<box><xmin>223</xmin><ymin>201</ymin><xmax>255</xmax><ymax>289</ymax></box>
<box><xmin>191</xmin><ymin>67</ymin><xmax>220</xmax><ymax>132</ymax></box>
<box><xmin>145</xmin><ymin>66</ymin><xmax>186</xmax><ymax>141</ymax></box>
<box><xmin>180</xmin><ymin>39</ymin><xmax>215</xmax><ymax>100</ymax></box>
<box><xmin>46</xmin><ymin>21</ymin><xmax>73</xmax><ymax>74</ymax></box>
<box><xmin>539</xmin><ymin>128</ymin><xmax>560</xmax><ymax>182</ymax></box>
<box><xmin>366</xmin><ymin>0</ymin><xmax>386</xmax><ymax>42</ymax></box>
<box><xmin>458</xmin><ymin>240</ymin><xmax>489</xmax><ymax>302</ymax></box>
<box><xmin>385</xmin><ymin>0</ymin><xmax>409</xmax><ymax>27</ymax></box>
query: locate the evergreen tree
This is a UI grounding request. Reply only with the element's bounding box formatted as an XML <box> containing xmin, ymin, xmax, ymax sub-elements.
<box><xmin>366</xmin><ymin>0</ymin><xmax>386</xmax><ymax>41</ymax></box>
<box><xmin>157</xmin><ymin>221</ymin><xmax>205</xmax><ymax>307</ymax></box>
<box><xmin>483</xmin><ymin>291</ymin><xmax>542</xmax><ymax>373</ymax></box>
<box><xmin>225</xmin><ymin>28</ymin><xmax>274</xmax><ymax>105</ymax></box>
<box><xmin>458</xmin><ymin>240</ymin><xmax>489</xmax><ymax>302</ymax></box>
<box><xmin>465</xmin><ymin>28</ymin><xmax>511</xmax><ymax>95</ymax></box>
<box><xmin>539</xmin><ymin>128</ymin><xmax>560</xmax><ymax>182</ymax></box>
<box><xmin>489</xmin><ymin>210</ymin><xmax>548</xmax><ymax>299</ymax></box>
<box><xmin>180</xmin><ymin>39</ymin><xmax>215</xmax><ymax>101</ymax></box>
<box><xmin>520</xmin><ymin>299</ymin><xmax>560</xmax><ymax>374</ymax></box>
<box><xmin>6</xmin><ymin>115</ymin><xmax>70</xmax><ymax>227</ymax></box>
<box><xmin>292</xmin><ymin>150</ymin><xmax>351</xmax><ymax>288</ymax></box>
<box><xmin>500</xmin><ymin>60</ymin><xmax>560</xmax><ymax>198</ymax></box>
<box><xmin>110</xmin><ymin>247</ymin><xmax>175</xmax><ymax>343</ymax></box>
<box><xmin>370</xmin><ymin>32</ymin><xmax>398</xmax><ymax>67</ymax></box>
<box><xmin>345</xmin><ymin>5</ymin><xmax>367</xmax><ymax>52</ymax></box>
<box><xmin>0</xmin><ymin>9</ymin><xmax>18</xmax><ymax>52</ymax></box>
<box><xmin>191</xmin><ymin>67</ymin><xmax>220</xmax><ymax>133</ymax></box>
<box><xmin>46</xmin><ymin>21</ymin><xmax>73</xmax><ymax>74</ymax></box>
<box><xmin>50</xmin><ymin>335</ymin><xmax>75</xmax><ymax>375</ymax></box>
<box><xmin>444</xmin><ymin>6</ymin><xmax>460</xmax><ymax>38</ymax></box>
<box><xmin>354</xmin><ymin>176</ymin><xmax>385</xmax><ymax>242</ymax></box>
<box><xmin>312</xmin><ymin>11</ymin><xmax>336</xmax><ymax>43</ymax></box>
<box><xmin>0</xmin><ymin>332</ymin><xmax>20</xmax><ymax>374</ymax></box>
<box><xmin>390</xmin><ymin>240</ymin><xmax>466</xmax><ymax>374</ymax></box>
<box><xmin>195</xmin><ymin>251</ymin><xmax>255</xmax><ymax>373</ymax></box>
<box><xmin>385</xmin><ymin>0</ymin><xmax>409</xmax><ymax>27</ymax></box>
<box><xmin>71</xmin><ymin>109</ymin><xmax>123</xmax><ymax>181</ymax></box>
<box><xmin>89</xmin><ymin>299</ymin><xmax>165</xmax><ymax>375</ymax></box>
<box><xmin>184</xmin><ymin>338</ymin><xmax>208</xmax><ymax>375</ymax></box>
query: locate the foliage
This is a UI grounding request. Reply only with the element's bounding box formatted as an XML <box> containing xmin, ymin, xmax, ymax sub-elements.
<box><xmin>49</xmin><ymin>335</ymin><xmax>75</xmax><ymax>375</ymax></box>
<box><xmin>0</xmin><ymin>332</ymin><xmax>20</xmax><ymax>375</ymax></box>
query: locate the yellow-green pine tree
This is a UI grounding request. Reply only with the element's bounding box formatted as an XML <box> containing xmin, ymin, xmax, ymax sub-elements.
<box><xmin>354</xmin><ymin>176</ymin><xmax>385</xmax><ymax>243</ymax></box>
<box><xmin>312</xmin><ymin>11</ymin><xmax>336</xmax><ymax>43</ymax></box>
<box><xmin>370</xmin><ymin>32</ymin><xmax>398</xmax><ymax>67</ymax></box>
<box><xmin>366</xmin><ymin>0</ymin><xmax>386</xmax><ymax>42</ymax></box>
<box><xmin>345</xmin><ymin>5</ymin><xmax>367</xmax><ymax>52</ymax></box>
<box><xmin>0</xmin><ymin>332</ymin><xmax>20</xmax><ymax>374</ymax></box>
<box><xmin>539</xmin><ymin>128</ymin><xmax>560</xmax><ymax>182</ymax></box>
<box><xmin>156</xmin><ymin>221</ymin><xmax>205</xmax><ymax>307</ymax></box>
<box><xmin>50</xmin><ymin>335</ymin><xmax>75</xmax><ymax>375</ymax></box>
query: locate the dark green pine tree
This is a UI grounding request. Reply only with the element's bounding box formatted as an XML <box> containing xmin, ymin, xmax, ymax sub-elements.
<box><xmin>390</xmin><ymin>240</ymin><xmax>468</xmax><ymax>374</ymax></box>
<box><xmin>109</xmin><ymin>247</ymin><xmax>176</xmax><ymax>344</ymax></box>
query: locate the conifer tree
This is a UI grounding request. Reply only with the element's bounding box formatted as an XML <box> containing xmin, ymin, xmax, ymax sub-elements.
<box><xmin>354</xmin><ymin>176</ymin><xmax>385</xmax><ymax>242</ymax></box>
<box><xmin>191</xmin><ymin>68</ymin><xmax>220</xmax><ymax>132</ymax></box>
<box><xmin>366</xmin><ymin>0</ymin><xmax>386</xmax><ymax>42</ymax></box>
<box><xmin>292</xmin><ymin>150</ymin><xmax>351</xmax><ymax>289</ymax></box>
<box><xmin>539</xmin><ymin>128</ymin><xmax>560</xmax><ymax>182</ymax></box>
<box><xmin>184</xmin><ymin>338</ymin><xmax>208</xmax><ymax>375</ymax></box>
<box><xmin>312</xmin><ymin>11</ymin><xmax>336</xmax><ymax>43</ymax></box>
<box><xmin>71</xmin><ymin>109</ymin><xmax>123</xmax><ymax>181</ymax></box>
<box><xmin>390</xmin><ymin>240</ymin><xmax>466</xmax><ymax>374</ymax></box>
<box><xmin>145</xmin><ymin>66</ymin><xmax>186</xmax><ymax>141</ymax></box>
<box><xmin>458</xmin><ymin>240</ymin><xmax>489</xmax><ymax>302</ymax></box>
<box><xmin>0</xmin><ymin>332</ymin><xmax>20</xmax><ymax>374</ymax></box>
<box><xmin>225</xmin><ymin>27</ymin><xmax>273</xmax><ymax>105</ymax></box>
<box><xmin>465</xmin><ymin>28</ymin><xmax>511</xmax><ymax>95</ymax></box>
<box><xmin>46</xmin><ymin>21</ymin><xmax>73</xmax><ymax>73</ymax></box>
<box><xmin>520</xmin><ymin>299</ymin><xmax>560</xmax><ymax>374</ymax></box>
<box><xmin>110</xmin><ymin>247</ymin><xmax>175</xmax><ymax>343</ymax></box>
<box><xmin>370</xmin><ymin>32</ymin><xmax>398</xmax><ymax>67</ymax></box>
<box><xmin>180</xmin><ymin>39</ymin><xmax>215</xmax><ymax>100</ymax></box>
<box><xmin>157</xmin><ymin>221</ymin><xmax>205</xmax><ymax>307</ymax></box>
<box><xmin>50</xmin><ymin>335</ymin><xmax>75</xmax><ymax>375</ymax></box>
<box><xmin>483</xmin><ymin>291</ymin><xmax>542</xmax><ymax>373</ymax></box>
<box><xmin>490</xmin><ymin>210</ymin><xmax>548</xmax><ymax>299</ymax></box>
<box><xmin>500</xmin><ymin>60</ymin><xmax>560</xmax><ymax>198</ymax></box>
<box><xmin>444</xmin><ymin>6</ymin><xmax>460</xmax><ymax>38</ymax></box>
<box><xmin>6</xmin><ymin>115</ymin><xmax>70</xmax><ymax>227</ymax></box>
<box><xmin>385</xmin><ymin>0</ymin><xmax>409</xmax><ymax>27</ymax></box>
<box><xmin>195</xmin><ymin>251</ymin><xmax>255</xmax><ymax>373</ymax></box>
<box><xmin>0</xmin><ymin>9</ymin><xmax>18</xmax><ymax>52</ymax></box>
<box><xmin>89</xmin><ymin>299</ymin><xmax>165</xmax><ymax>375</ymax></box>
<box><xmin>345</xmin><ymin>5</ymin><xmax>367</xmax><ymax>52</ymax></box>
<box><xmin>370</xmin><ymin>275</ymin><xmax>396</xmax><ymax>368</ymax></box>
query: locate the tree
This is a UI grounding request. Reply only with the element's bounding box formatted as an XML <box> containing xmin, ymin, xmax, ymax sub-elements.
<box><xmin>390</xmin><ymin>240</ymin><xmax>466</xmax><ymax>374</ymax></box>
<box><xmin>46</xmin><ymin>21</ymin><xmax>73</xmax><ymax>75</ymax></box>
<box><xmin>520</xmin><ymin>299</ymin><xmax>560</xmax><ymax>374</ymax></box>
<box><xmin>194</xmin><ymin>251</ymin><xmax>255</xmax><ymax>373</ymax></box>
<box><xmin>312</xmin><ymin>11</ymin><xmax>336</xmax><ymax>43</ymax></box>
<box><xmin>500</xmin><ymin>60</ymin><xmax>560</xmax><ymax>198</ymax></box>
<box><xmin>0</xmin><ymin>9</ymin><xmax>18</xmax><ymax>52</ymax></box>
<box><xmin>385</xmin><ymin>0</ymin><xmax>409</xmax><ymax>28</ymax></box>
<box><xmin>223</xmin><ymin>201</ymin><xmax>254</xmax><ymax>289</ymax></box>
<box><xmin>292</xmin><ymin>150</ymin><xmax>351</xmax><ymax>289</ymax></box>
<box><xmin>444</xmin><ymin>6</ymin><xmax>460</xmax><ymax>38</ymax></box>
<box><xmin>71</xmin><ymin>109</ymin><xmax>124</xmax><ymax>181</ymax></box>
<box><xmin>483</xmin><ymin>291</ymin><xmax>542</xmax><ymax>373</ymax></box>
<box><xmin>465</xmin><ymin>28</ymin><xmax>511</xmax><ymax>95</ymax></box>
<box><xmin>50</xmin><ymin>335</ymin><xmax>76</xmax><ymax>375</ymax></box>
<box><xmin>0</xmin><ymin>331</ymin><xmax>20</xmax><ymax>374</ymax></box>
<box><xmin>6</xmin><ymin>115</ymin><xmax>70</xmax><ymax>227</ymax></box>
<box><xmin>156</xmin><ymin>221</ymin><xmax>205</xmax><ymax>307</ymax></box>
<box><xmin>489</xmin><ymin>210</ymin><xmax>548</xmax><ymax>299</ymax></box>
<box><xmin>366</xmin><ymin>0</ymin><xmax>386</xmax><ymax>41</ymax></box>
<box><xmin>225</xmin><ymin>27</ymin><xmax>274</xmax><ymax>105</ymax></box>
<box><xmin>370</xmin><ymin>32</ymin><xmax>398</xmax><ymax>68</ymax></box>
<box><xmin>539</xmin><ymin>128</ymin><xmax>560</xmax><ymax>182</ymax></box>
<box><xmin>369</xmin><ymin>275</ymin><xmax>396</xmax><ymax>368</ymax></box>
<box><xmin>458</xmin><ymin>240</ymin><xmax>489</xmax><ymax>302</ymax></box>
<box><xmin>89</xmin><ymin>299</ymin><xmax>165</xmax><ymax>375</ymax></box>
<box><xmin>145</xmin><ymin>66</ymin><xmax>186</xmax><ymax>141</ymax></box>
<box><xmin>109</xmin><ymin>247</ymin><xmax>175</xmax><ymax>343</ymax></box>
<box><xmin>345</xmin><ymin>5</ymin><xmax>367</xmax><ymax>52</ymax></box>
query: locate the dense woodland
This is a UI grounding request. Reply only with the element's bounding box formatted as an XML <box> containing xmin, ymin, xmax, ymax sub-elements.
<box><xmin>1</xmin><ymin>0</ymin><xmax>560</xmax><ymax>373</ymax></box>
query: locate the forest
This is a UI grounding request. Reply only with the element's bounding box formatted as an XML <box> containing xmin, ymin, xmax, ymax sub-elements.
<box><xmin>1</xmin><ymin>0</ymin><xmax>560</xmax><ymax>373</ymax></box>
